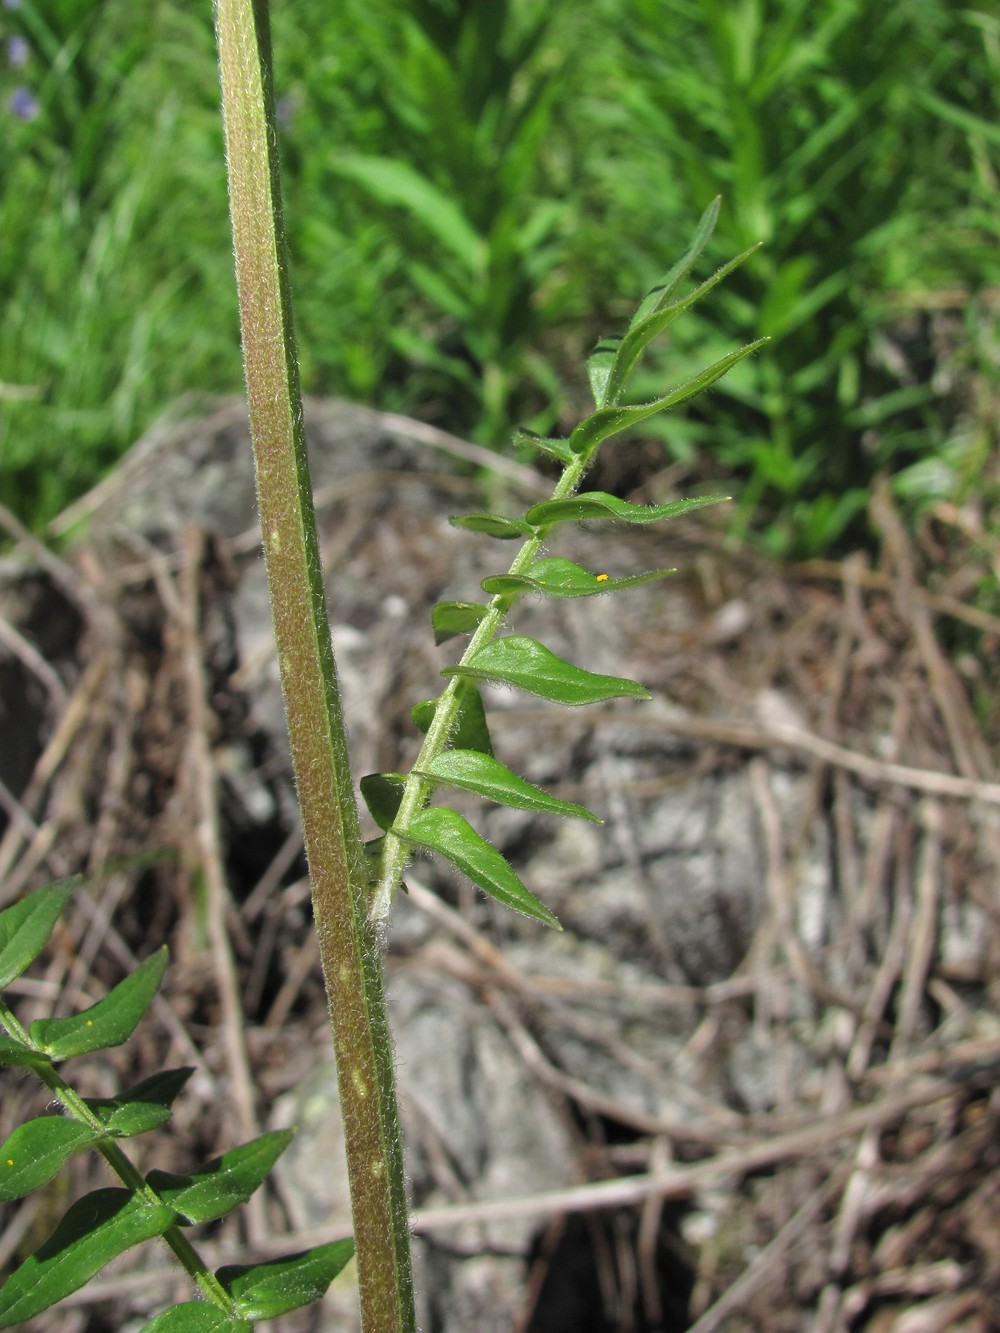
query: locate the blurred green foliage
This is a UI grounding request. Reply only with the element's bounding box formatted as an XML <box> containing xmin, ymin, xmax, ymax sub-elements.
<box><xmin>0</xmin><ymin>0</ymin><xmax>997</xmax><ymax>556</ymax></box>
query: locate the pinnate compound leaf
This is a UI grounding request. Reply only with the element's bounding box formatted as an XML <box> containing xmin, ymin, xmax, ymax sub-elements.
<box><xmin>525</xmin><ymin>492</ymin><xmax>728</xmax><ymax>529</ymax></box>
<box><xmin>482</xmin><ymin>558</ymin><xmax>674</xmax><ymax>599</ymax></box>
<box><xmin>360</xmin><ymin>773</ymin><xmax>405</xmax><ymax>832</ymax></box>
<box><xmin>140</xmin><ymin>1305</ymin><xmax>252</xmax><ymax>1333</ymax></box>
<box><xmin>568</xmin><ymin>339</ymin><xmax>770</xmax><ymax>455</ymax></box>
<box><xmin>412</xmin><ymin>687</ymin><xmax>493</xmax><ymax>756</ymax></box>
<box><xmin>443</xmin><ymin>637</ymin><xmax>650</xmax><ymax>707</ymax></box>
<box><xmin>418</xmin><ymin>750</ymin><xmax>600</xmax><ymax>823</ymax></box>
<box><xmin>30</xmin><ymin>947</ymin><xmax>169</xmax><ymax>1060</ymax></box>
<box><xmin>449</xmin><ymin>512</ymin><xmax>534</xmax><ymax>539</ymax></box>
<box><xmin>0</xmin><ymin>881</ymin><xmax>75</xmax><ymax>988</ymax></box>
<box><xmin>86</xmin><ymin>1068</ymin><xmax>194</xmax><ymax>1138</ymax></box>
<box><xmin>148</xmin><ymin>1129</ymin><xmax>294</xmax><ymax>1225</ymax></box>
<box><xmin>398</xmin><ymin>807</ymin><xmax>560</xmax><ymax>929</ymax></box>
<box><xmin>219</xmin><ymin>1240</ymin><xmax>355</xmax><ymax>1320</ymax></box>
<box><xmin>0</xmin><ymin>1189</ymin><xmax>176</xmax><ymax>1328</ymax></box>
<box><xmin>432</xmin><ymin>600</ymin><xmax>488</xmax><ymax>644</ymax></box>
<box><xmin>0</xmin><ymin>1118</ymin><xmax>98</xmax><ymax>1201</ymax></box>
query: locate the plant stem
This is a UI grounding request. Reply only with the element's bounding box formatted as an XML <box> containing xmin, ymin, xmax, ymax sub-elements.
<box><xmin>213</xmin><ymin>2</ymin><xmax>415</xmax><ymax>1328</ymax></box>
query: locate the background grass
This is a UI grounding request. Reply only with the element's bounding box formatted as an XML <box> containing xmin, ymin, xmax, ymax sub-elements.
<box><xmin>1</xmin><ymin>0</ymin><xmax>997</xmax><ymax>561</ymax></box>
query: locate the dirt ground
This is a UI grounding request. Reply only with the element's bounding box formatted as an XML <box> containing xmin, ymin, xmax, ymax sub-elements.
<box><xmin>1</xmin><ymin>398</ymin><xmax>999</xmax><ymax>1331</ymax></box>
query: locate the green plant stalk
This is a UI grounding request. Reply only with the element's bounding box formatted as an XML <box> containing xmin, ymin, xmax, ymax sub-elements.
<box><xmin>213</xmin><ymin>2</ymin><xmax>415</xmax><ymax>1329</ymax></box>
<box><xmin>0</xmin><ymin>999</ymin><xmax>230</xmax><ymax>1313</ymax></box>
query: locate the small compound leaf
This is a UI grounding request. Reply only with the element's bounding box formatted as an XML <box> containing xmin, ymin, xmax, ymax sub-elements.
<box><xmin>586</xmin><ymin>336</ymin><xmax>621</xmax><ymax>408</ymax></box>
<box><xmin>512</xmin><ymin>427</ymin><xmax>573</xmax><ymax>464</ymax></box>
<box><xmin>0</xmin><ymin>881</ymin><xmax>75</xmax><ymax>989</ymax></box>
<box><xmin>443</xmin><ymin>636</ymin><xmax>650</xmax><ymax>707</ymax></box>
<box><xmin>0</xmin><ymin>1038</ymin><xmax>52</xmax><ymax>1071</ymax></box>
<box><xmin>398</xmin><ymin>808</ymin><xmax>560</xmax><ymax>928</ymax></box>
<box><xmin>140</xmin><ymin>1304</ymin><xmax>252</xmax><ymax>1333</ymax></box>
<box><xmin>412</xmin><ymin>688</ymin><xmax>493</xmax><ymax>756</ymax></box>
<box><xmin>482</xmin><ymin>558</ymin><xmax>675</xmax><ymax>598</ymax></box>
<box><xmin>30</xmin><ymin>947</ymin><xmax>169</xmax><ymax>1060</ymax></box>
<box><xmin>449</xmin><ymin>512</ymin><xmax>533</xmax><ymax>539</ymax></box>
<box><xmin>0</xmin><ymin>1118</ymin><xmax>98</xmax><ymax>1201</ymax></box>
<box><xmin>87</xmin><ymin>1068</ymin><xmax>194</xmax><ymax>1139</ymax></box>
<box><xmin>568</xmin><ymin>338</ymin><xmax>770</xmax><ymax>455</ymax></box>
<box><xmin>148</xmin><ymin>1130</ymin><xmax>295</xmax><ymax>1226</ymax></box>
<box><xmin>526</xmin><ymin>492</ymin><xmax>728</xmax><ymax>529</ymax></box>
<box><xmin>418</xmin><ymin>750</ymin><xmax>600</xmax><ymax>823</ymax></box>
<box><xmin>220</xmin><ymin>1240</ymin><xmax>356</xmax><ymax>1321</ymax></box>
<box><xmin>0</xmin><ymin>1189</ymin><xmax>176</xmax><ymax>1328</ymax></box>
<box><xmin>360</xmin><ymin>773</ymin><xmax>405</xmax><ymax>832</ymax></box>
<box><xmin>629</xmin><ymin>195</ymin><xmax>720</xmax><ymax>328</ymax></box>
<box><xmin>432</xmin><ymin>600</ymin><xmax>488</xmax><ymax>645</ymax></box>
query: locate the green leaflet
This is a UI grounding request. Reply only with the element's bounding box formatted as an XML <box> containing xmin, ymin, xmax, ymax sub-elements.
<box><xmin>431</xmin><ymin>600</ymin><xmax>489</xmax><ymax>644</ymax></box>
<box><xmin>443</xmin><ymin>636</ymin><xmax>650</xmax><ymax>707</ymax></box>
<box><xmin>148</xmin><ymin>1130</ymin><xmax>295</xmax><ymax>1226</ymax></box>
<box><xmin>586</xmin><ymin>202</ymin><xmax>761</xmax><ymax>411</ymax></box>
<box><xmin>0</xmin><ymin>1189</ymin><xmax>177</xmax><ymax>1328</ymax></box>
<box><xmin>86</xmin><ymin>1068</ymin><xmax>195</xmax><ymax>1138</ymax></box>
<box><xmin>397</xmin><ymin>807</ymin><xmax>560</xmax><ymax>928</ymax></box>
<box><xmin>0</xmin><ymin>1119</ymin><xmax>98</xmax><ymax>1202</ymax></box>
<box><xmin>629</xmin><ymin>195</ymin><xmax>721</xmax><ymax>327</ymax></box>
<box><xmin>0</xmin><ymin>1038</ymin><xmax>52</xmax><ymax>1071</ymax></box>
<box><xmin>585</xmin><ymin>336</ymin><xmax>621</xmax><ymax>407</ymax></box>
<box><xmin>603</xmin><ymin>243</ymin><xmax>763</xmax><ymax>406</ymax></box>
<box><xmin>417</xmin><ymin>750</ymin><xmax>600</xmax><ymax>823</ymax></box>
<box><xmin>481</xmin><ymin>557</ymin><xmax>674</xmax><ymax>598</ymax></box>
<box><xmin>360</xmin><ymin>773</ymin><xmax>405</xmax><ymax>832</ymax></box>
<box><xmin>218</xmin><ymin>1240</ymin><xmax>356</xmax><ymax>1321</ymax></box>
<box><xmin>412</xmin><ymin>687</ymin><xmax>493</xmax><ymax>755</ymax></box>
<box><xmin>525</xmin><ymin>491</ymin><xmax>728</xmax><ymax>529</ymax></box>
<box><xmin>449</xmin><ymin>512</ymin><xmax>534</xmax><ymax>539</ymax></box>
<box><xmin>0</xmin><ymin>882</ymin><xmax>75</xmax><ymax>989</ymax></box>
<box><xmin>568</xmin><ymin>338</ymin><xmax>770</xmax><ymax>454</ymax></box>
<box><xmin>140</xmin><ymin>1305</ymin><xmax>252</xmax><ymax>1333</ymax></box>
<box><xmin>30</xmin><ymin>948</ymin><xmax>169</xmax><ymax>1060</ymax></box>
<box><xmin>512</xmin><ymin>427</ymin><xmax>574</xmax><ymax>464</ymax></box>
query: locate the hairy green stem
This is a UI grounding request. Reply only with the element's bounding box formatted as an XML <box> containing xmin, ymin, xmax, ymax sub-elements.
<box><xmin>213</xmin><ymin>2</ymin><xmax>415</xmax><ymax>1328</ymax></box>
